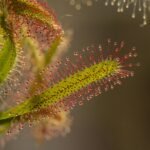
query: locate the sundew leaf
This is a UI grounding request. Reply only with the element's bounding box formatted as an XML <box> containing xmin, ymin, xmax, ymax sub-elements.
<box><xmin>7</xmin><ymin>0</ymin><xmax>63</xmax><ymax>53</ymax></box>
<box><xmin>0</xmin><ymin>25</ymin><xmax>16</xmax><ymax>85</ymax></box>
<box><xmin>0</xmin><ymin>42</ymin><xmax>138</xmax><ymax>133</ymax></box>
<box><xmin>44</xmin><ymin>36</ymin><xmax>62</xmax><ymax>66</ymax></box>
<box><xmin>0</xmin><ymin>37</ymin><xmax>16</xmax><ymax>84</ymax></box>
<box><xmin>10</xmin><ymin>0</ymin><xmax>54</xmax><ymax>26</ymax></box>
<box><xmin>0</xmin><ymin>60</ymin><xmax>119</xmax><ymax>119</ymax></box>
<box><xmin>0</xmin><ymin>59</ymin><xmax>120</xmax><ymax>133</ymax></box>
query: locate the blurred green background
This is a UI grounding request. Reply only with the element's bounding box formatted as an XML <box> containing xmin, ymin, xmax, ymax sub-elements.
<box><xmin>5</xmin><ymin>1</ymin><xmax>150</xmax><ymax>150</ymax></box>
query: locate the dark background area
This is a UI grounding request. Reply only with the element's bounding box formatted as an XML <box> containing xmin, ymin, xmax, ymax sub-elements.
<box><xmin>5</xmin><ymin>1</ymin><xmax>150</xmax><ymax>150</ymax></box>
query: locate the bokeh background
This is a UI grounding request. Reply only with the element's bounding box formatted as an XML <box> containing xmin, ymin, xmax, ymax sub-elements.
<box><xmin>5</xmin><ymin>1</ymin><xmax>150</xmax><ymax>150</ymax></box>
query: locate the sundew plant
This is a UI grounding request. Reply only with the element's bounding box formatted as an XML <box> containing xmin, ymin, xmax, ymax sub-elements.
<box><xmin>105</xmin><ymin>0</ymin><xmax>150</xmax><ymax>26</ymax></box>
<box><xmin>0</xmin><ymin>0</ymin><xmax>140</xmax><ymax>147</ymax></box>
<box><xmin>67</xmin><ymin>0</ymin><xmax>150</xmax><ymax>25</ymax></box>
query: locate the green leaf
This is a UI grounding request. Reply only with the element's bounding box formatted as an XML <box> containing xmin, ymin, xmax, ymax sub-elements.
<box><xmin>0</xmin><ymin>27</ymin><xmax>16</xmax><ymax>85</ymax></box>
<box><xmin>44</xmin><ymin>36</ymin><xmax>62</xmax><ymax>66</ymax></box>
<box><xmin>10</xmin><ymin>0</ymin><xmax>57</xmax><ymax>27</ymax></box>
<box><xmin>0</xmin><ymin>59</ymin><xmax>120</xmax><ymax>125</ymax></box>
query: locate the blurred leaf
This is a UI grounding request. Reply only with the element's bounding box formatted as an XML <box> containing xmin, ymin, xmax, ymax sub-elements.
<box><xmin>0</xmin><ymin>11</ymin><xmax>17</xmax><ymax>86</ymax></box>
